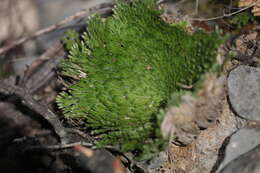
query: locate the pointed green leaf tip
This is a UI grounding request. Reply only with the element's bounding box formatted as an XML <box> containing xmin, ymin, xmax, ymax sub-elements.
<box><xmin>57</xmin><ymin>0</ymin><xmax>223</xmax><ymax>152</ymax></box>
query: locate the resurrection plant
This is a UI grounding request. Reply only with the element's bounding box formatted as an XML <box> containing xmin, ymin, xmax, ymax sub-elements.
<box><xmin>57</xmin><ymin>0</ymin><xmax>223</xmax><ymax>155</ymax></box>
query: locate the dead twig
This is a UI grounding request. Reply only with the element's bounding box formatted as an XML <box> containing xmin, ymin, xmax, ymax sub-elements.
<box><xmin>190</xmin><ymin>2</ymin><xmax>258</xmax><ymax>21</ymax></box>
<box><xmin>0</xmin><ymin>2</ymin><xmax>114</xmax><ymax>55</ymax></box>
<box><xmin>196</xmin><ymin>0</ymin><xmax>199</xmax><ymax>15</ymax></box>
<box><xmin>0</xmin><ymin>81</ymin><xmax>67</xmax><ymax>143</ymax></box>
<box><xmin>176</xmin><ymin>82</ymin><xmax>193</xmax><ymax>89</ymax></box>
<box><xmin>25</xmin><ymin>141</ymin><xmax>93</xmax><ymax>151</ymax></box>
<box><xmin>19</xmin><ymin>41</ymin><xmax>65</xmax><ymax>93</ymax></box>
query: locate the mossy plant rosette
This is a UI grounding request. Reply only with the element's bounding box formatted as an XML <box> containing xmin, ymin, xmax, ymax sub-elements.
<box><xmin>57</xmin><ymin>0</ymin><xmax>223</xmax><ymax>155</ymax></box>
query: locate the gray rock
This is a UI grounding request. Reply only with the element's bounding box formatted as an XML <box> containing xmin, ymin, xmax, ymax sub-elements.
<box><xmin>147</xmin><ymin>152</ymin><xmax>167</xmax><ymax>173</ymax></box>
<box><xmin>228</xmin><ymin>65</ymin><xmax>260</xmax><ymax>120</ymax></box>
<box><xmin>219</xmin><ymin>144</ymin><xmax>260</xmax><ymax>173</ymax></box>
<box><xmin>216</xmin><ymin>127</ymin><xmax>260</xmax><ymax>172</ymax></box>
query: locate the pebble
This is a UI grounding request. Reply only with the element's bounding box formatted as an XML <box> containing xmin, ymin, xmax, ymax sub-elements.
<box><xmin>219</xmin><ymin>144</ymin><xmax>260</xmax><ymax>173</ymax></box>
<box><xmin>216</xmin><ymin>127</ymin><xmax>260</xmax><ymax>172</ymax></box>
<box><xmin>147</xmin><ymin>152</ymin><xmax>167</xmax><ymax>173</ymax></box>
<box><xmin>228</xmin><ymin>65</ymin><xmax>260</xmax><ymax>120</ymax></box>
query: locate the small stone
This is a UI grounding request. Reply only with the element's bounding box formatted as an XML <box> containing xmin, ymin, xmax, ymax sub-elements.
<box><xmin>219</xmin><ymin>144</ymin><xmax>260</xmax><ymax>173</ymax></box>
<box><xmin>228</xmin><ymin>65</ymin><xmax>260</xmax><ymax>120</ymax></box>
<box><xmin>216</xmin><ymin>127</ymin><xmax>260</xmax><ymax>172</ymax></box>
<box><xmin>147</xmin><ymin>152</ymin><xmax>167</xmax><ymax>173</ymax></box>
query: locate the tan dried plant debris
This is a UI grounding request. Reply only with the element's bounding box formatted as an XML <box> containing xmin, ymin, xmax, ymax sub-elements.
<box><xmin>239</xmin><ymin>0</ymin><xmax>260</xmax><ymax>16</ymax></box>
<box><xmin>161</xmin><ymin>86</ymin><xmax>247</xmax><ymax>173</ymax></box>
<box><xmin>161</xmin><ymin>74</ymin><xmax>226</xmax><ymax>146</ymax></box>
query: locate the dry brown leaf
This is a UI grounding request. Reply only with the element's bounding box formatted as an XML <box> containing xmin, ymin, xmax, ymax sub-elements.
<box><xmin>112</xmin><ymin>157</ymin><xmax>125</xmax><ymax>173</ymax></box>
<box><xmin>252</xmin><ymin>3</ymin><xmax>260</xmax><ymax>16</ymax></box>
<box><xmin>74</xmin><ymin>145</ymin><xmax>94</xmax><ymax>157</ymax></box>
<box><xmin>239</xmin><ymin>0</ymin><xmax>260</xmax><ymax>16</ymax></box>
<box><xmin>239</xmin><ymin>0</ymin><xmax>256</xmax><ymax>7</ymax></box>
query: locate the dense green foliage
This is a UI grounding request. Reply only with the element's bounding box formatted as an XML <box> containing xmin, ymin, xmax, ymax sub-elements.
<box><xmin>230</xmin><ymin>11</ymin><xmax>256</xmax><ymax>29</ymax></box>
<box><xmin>57</xmin><ymin>0</ymin><xmax>222</xmax><ymax>153</ymax></box>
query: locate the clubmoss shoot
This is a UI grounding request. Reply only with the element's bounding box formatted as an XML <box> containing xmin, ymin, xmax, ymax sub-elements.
<box><xmin>57</xmin><ymin>0</ymin><xmax>223</xmax><ymax>158</ymax></box>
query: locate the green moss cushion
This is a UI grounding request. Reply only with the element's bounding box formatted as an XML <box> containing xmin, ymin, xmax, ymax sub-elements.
<box><xmin>57</xmin><ymin>0</ymin><xmax>222</xmax><ymax>152</ymax></box>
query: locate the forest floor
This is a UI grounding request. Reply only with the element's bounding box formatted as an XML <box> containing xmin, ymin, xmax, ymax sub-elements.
<box><xmin>0</xmin><ymin>0</ymin><xmax>260</xmax><ymax>173</ymax></box>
